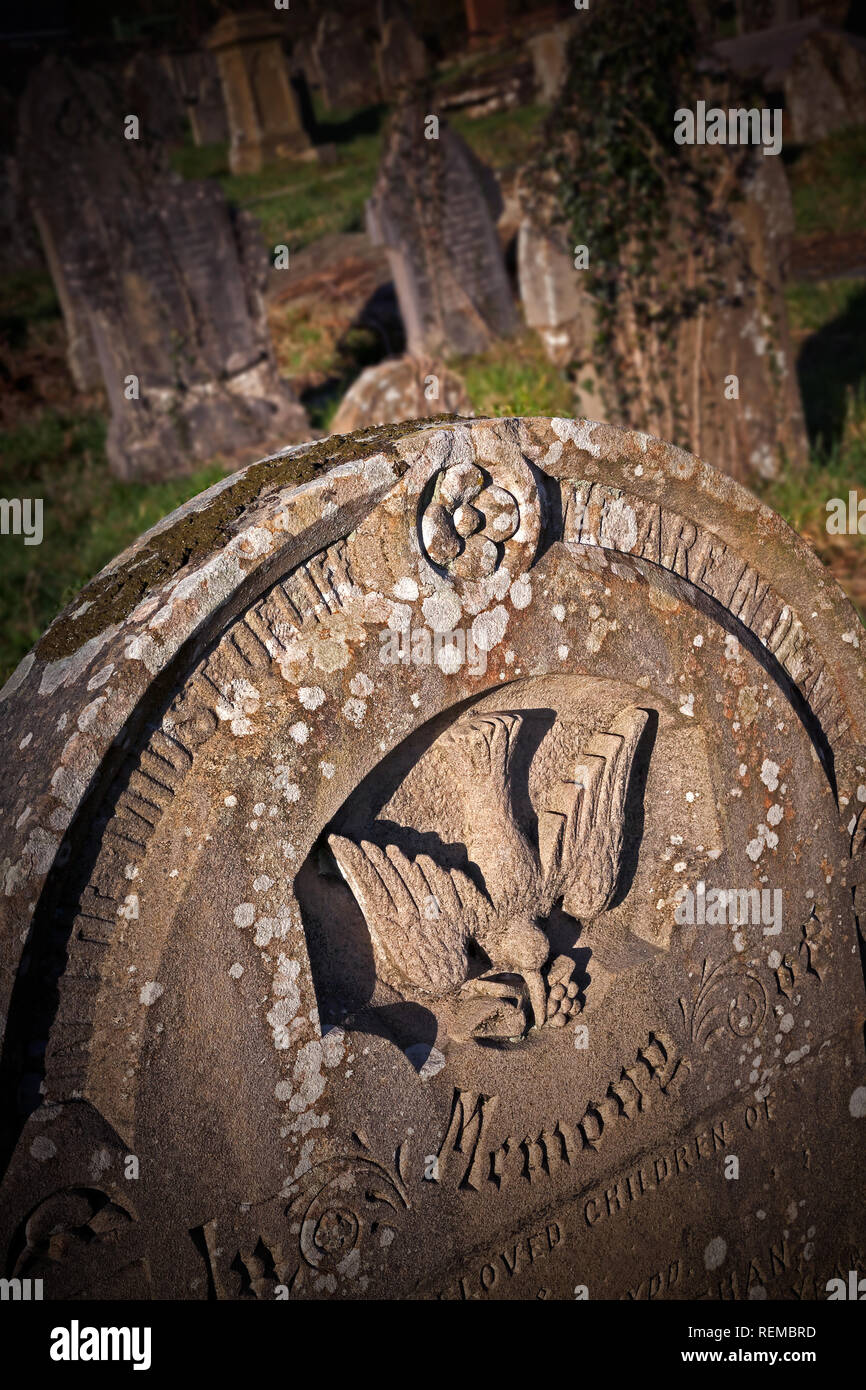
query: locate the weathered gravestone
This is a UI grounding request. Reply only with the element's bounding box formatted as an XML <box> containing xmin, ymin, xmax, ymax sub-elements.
<box><xmin>528</xmin><ymin>21</ymin><xmax>578</xmax><ymax>106</ymax></box>
<box><xmin>313</xmin><ymin>11</ymin><xmax>381</xmax><ymax>113</ymax></box>
<box><xmin>18</xmin><ymin>57</ymin><xmax>309</xmax><ymax>481</ymax></box>
<box><xmin>167</xmin><ymin>48</ymin><xmax>230</xmax><ymax>147</ymax></box>
<box><xmin>517</xmin><ymin>11</ymin><xmax>808</xmax><ymax>484</ymax></box>
<box><xmin>376</xmin><ymin>0</ymin><xmax>428</xmax><ymax>95</ymax></box>
<box><xmin>123</xmin><ymin>50</ymin><xmax>189</xmax><ymax>146</ymax></box>
<box><xmin>716</xmin><ymin>18</ymin><xmax>866</xmax><ymax>145</ymax></box>
<box><xmin>0</xmin><ymin>416</ymin><xmax>864</xmax><ymax>1300</ymax></box>
<box><xmin>367</xmin><ymin>99</ymin><xmax>518</xmax><ymax>358</ymax></box>
<box><xmin>207</xmin><ymin>12</ymin><xmax>314</xmax><ymax>174</ymax></box>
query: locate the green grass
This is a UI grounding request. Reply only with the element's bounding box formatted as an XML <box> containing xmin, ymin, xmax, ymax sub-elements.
<box><xmin>785</xmin><ymin>127</ymin><xmax>866</xmax><ymax>239</ymax></box>
<box><xmin>757</xmin><ymin>392</ymin><xmax>866</xmax><ymax>526</ymax></box>
<box><xmin>169</xmin><ymin>127</ymin><xmax>384</xmax><ymax>252</ymax></box>
<box><xmin>460</xmin><ymin>332</ymin><xmax>576</xmax><ymax>418</ymax></box>
<box><xmin>451</xmin><ymin>104</ymin><xmax>546</xmax><ymax>171</ymax></box>
<box><xmin>0</xmin><ymin>411</ymin><xmax>228</xmax><ymax>682</ymax></box>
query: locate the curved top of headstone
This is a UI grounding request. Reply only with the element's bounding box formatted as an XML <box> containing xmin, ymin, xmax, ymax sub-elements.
<box><xmin>1</xmin><ymin>416</ymin><xmax>864</xmax><ymax>1300</ymax></box>
<box><xmin>207</xmin><ymin>11</ymin><xmax>287</xmax><ymax>49</ymax></box>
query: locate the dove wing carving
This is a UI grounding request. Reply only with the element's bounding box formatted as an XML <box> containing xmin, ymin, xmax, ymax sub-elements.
<box><xmin>539</xmin><ymin>705</ymin><xmax>648</xmax><ymax>918</ymax></box>
<box><xmin>329</xmin><ymin>835</ymin><xmax>492</xmax><ymax>997</ymax></box>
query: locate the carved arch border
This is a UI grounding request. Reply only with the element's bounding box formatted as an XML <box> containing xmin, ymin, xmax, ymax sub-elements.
<box><xmin>1</xmin><ymin>417</ymin><xmax>865</xmax><ymax>1178</ymax></box>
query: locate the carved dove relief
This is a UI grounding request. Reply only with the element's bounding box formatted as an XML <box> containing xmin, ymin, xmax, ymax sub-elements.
<box><xmin>329</xmin><ymin>705</ymin><xmax>648</xmax><ymax>1041</ymax></box>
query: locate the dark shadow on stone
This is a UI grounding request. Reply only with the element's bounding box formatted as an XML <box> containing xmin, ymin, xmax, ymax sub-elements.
<box><xmin>608</xmin><ymin>705</ymin><xmax>657</xmax><ymax>910</ymax></box>
<box><xmin>797</xmin><ymin>284</ymin><xmax>866</xmax><ymax>452</ymax></box>
<box><xmin>311</xmin><ymin>104</ymin><xmax>388</xmax><ymax>146</ymax></box>
<box><xmin>300</xmin><ymin>283</ymin><xmax>405</xmax><ymax>429</ymax></box>
<box><xmin>326</xmin><ymin>1002</ymin><xmax>439</xmax><ymax>1062</ymax></box>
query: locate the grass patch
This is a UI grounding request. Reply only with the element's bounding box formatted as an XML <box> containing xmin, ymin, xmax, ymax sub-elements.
<box><xmin>0</xmin><ymin>411</ymin><xmax>228</xmax><ymax>683</ymax></box>
<box><xmin>755</xmin><ymin>383</ymin><xmax>866</xmax><ymax>619</ymax></box>
<box><xmin>785</xmin><ymin>127</ymin><xmax>866</xmax><ymax>239</ymax></box>
<box><xmin>451</xmin><ymin>104</ymin><xmax>546</xmax><ymax>171</ymax></box>
<box><xmin>459</xmin><ymin>331</ymin><xmax>576</xmax><ymax>418</ymax></box>
<box><xmin>170</xmin><ymin>131</ymin><xmax>384</xmax><ymax>252</ymax></box>
<box><xmin>167</xmin><ymin>140</ymin><xmax>230</xmax><ymax>182</ymax></box>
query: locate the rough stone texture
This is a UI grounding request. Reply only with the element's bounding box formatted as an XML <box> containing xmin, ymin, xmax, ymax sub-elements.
<box><xmin>167</xmin><ymin>48</ymin><xmax>229</xmax><ymax>147</ymax></box>
<box><xmin>312</xmin><ymin>11</ymin><xmax>381</xmax><ymax>112</ymax></box>
<box><xmin>0</xmin><ymin>415</ymin><xmax>864</xmax><ymax>1300</ymax></box>
<box><xmin>376</xmin><ymin>3</ymin><xmax>428</xmax><ymax>95</ymax></box>
<box><xmin>18</xmin><ymin>56</ymin><xmax>309</xmax><ymax>481</ymax></box>
<box><xmin>528</xmin><ymin>22</ymin><xmax>577</xmax><ymax>105</ymax></box>
<box><xmin>207</xmin><ymin>12</ymin><xmax>314</xmax><ymax>174</ymax></box>
<box><xmin>716</xmin><ymin>19</ymin><xmax>866</xmax><ymax>144</ymax></box>
<box><xmin>517</xmin><ymin>161</ymin><xmax>807</xmax><ymax>482</ymax></box>
<box><xmin>330</xmin><ymin>356</ymin><xmax>471</xmax><ymax>433</ymax></box>
<box><xmin>517</xmin><ymin>221</ymin><xmax>596</xmax><ymax>370</ymax></box>
<box><xmin>123</xmin><ymin>50</ymin><xmax>189</xmax><ymax>146</ymax></box>
<box><xmin>367</xmin><ymin>98</ymin><xmax>519</xmax><ymax>357</ymax></box>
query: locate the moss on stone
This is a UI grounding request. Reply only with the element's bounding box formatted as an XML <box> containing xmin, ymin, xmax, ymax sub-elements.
<box><xmin>35</xmin><ymin>416</ymin><xmax>463</xmax><ymax>663</ymax></box>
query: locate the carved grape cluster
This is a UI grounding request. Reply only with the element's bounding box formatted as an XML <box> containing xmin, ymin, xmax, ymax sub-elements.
<box><xmin>545</xmin><ymin>954</ymin><xmax>580</xmax><ymax>1027</ymax></box>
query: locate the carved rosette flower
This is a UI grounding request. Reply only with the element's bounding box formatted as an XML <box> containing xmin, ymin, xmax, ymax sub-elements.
<box><xmin>419</xmin><ymin>458</ymin><xmax>539</xmax><ymax>581</ymax></box>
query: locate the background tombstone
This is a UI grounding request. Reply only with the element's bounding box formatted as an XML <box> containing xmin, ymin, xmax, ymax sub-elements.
<box><xmin>122</xmin><ymin>49</ymin><xmax>189</xmax><ymax>146</ymax></box>
<box><xmin>18</xmin><ymin>56</ymin><xmax>309</xmax><ymax>481</ymax></box>
<box><xmin>0</xmin><ymin>416</ymin><xmax>864</xmax><ymax>1300</ymax></box>
<box><xmin>376</xmin><ymin>0</ymin><xmax>428</xmax><ymax>94</ymax></box>
<box><xmin>517</xmin><ymin>9</ymin><xmax>809</xmax><ymax>483</ymax></box>
<box><xmin>167</xmin><ymin>49</ymin><xmax>229</xmax><ymax>147</ymax></box>
<box><xmin>207</xmin><ymin>11</ymin><xmax>314</xmax><ymax>174</ymax></box>
<box><xmin>716</xmin><ymin>18</ymin><xmax>866</xmax><ymax>145</ymax></box>
<box><xmin>517</xmin><ymin>220</ymin><xmax>596</xmax><ymax>369</ymax></box>
<box><xmin>366</xmin><ymin>97</ymin><xmax>519</xmax><ymax>357</ymax></box>
<box><xmin>312</xmin><ymin>10</ymin><xmax>381</xmax><ymax>112</ymax></box>
<box><xmin>527</xmin><ymin>20</ymin><xmax>578</xmax><ymax>106</ymax></box>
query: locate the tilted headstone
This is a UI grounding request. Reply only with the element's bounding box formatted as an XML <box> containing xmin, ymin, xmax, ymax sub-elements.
<box><xmin>716</xmin><ymin>18</ymin><xmax>866</xmax><ymax>144</ymax></box>
<box><xmin>207</xmin><ymin>12</ymin><xmax>314</xmax><ymax>174</ymax></box>
<box><xmin>375</xmin><ymin>0</ymin><xmax>428</xmax><ymax>94</ymax></box>
<box><xmin>312</xmin><ymin>11</ymin><xmax>381</xmax><ymax>112</ymax></box>
<box><xmin>0</xmin><ymin>416</ymin><xmax>865</xmax><ymax>1299</ymax></box>
<box><xmin>167</xmin><ymin>48</ymin><xmax>229</xmax><ymax>147</ymax></box>
<box><xmin>18</xmin><ymin>57</ymin><xmax>309</xmax><ymax>481</ymax></box>
<box><xmin>528</xmin><ymin>22</ymin><xmax>577</xmax><ymax>106</ymax></box>
<box><xmin>366</xmin><ymin>99</ymin><xmax>519</xmax><ymax>357</ymax></box>
<box><xmin>123</xmin><ymin>50</ymin><xmax>189</xmax><ymax>146</ymax></box>
<box><xmin>517</xmin><ymin>96</ymin><xmax>807</xmax><ymax>483</ymax></box>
